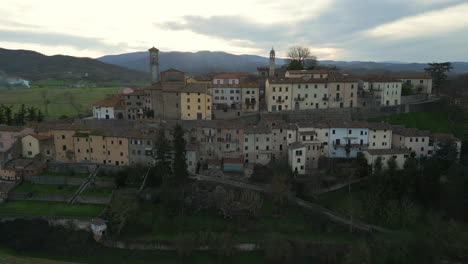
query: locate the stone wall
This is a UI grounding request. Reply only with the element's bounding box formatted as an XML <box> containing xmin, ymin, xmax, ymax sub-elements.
<box><xmin>47</xmin><ymin>162</ymin><xmax>122</xmax><ymax>175</ymax></box>
<box><xmin>401</xmin><ymin>94</ymin><xmax>428</xmax><ymax>104</ymax></box>
<box><xmin>8</xmin><ymin>192</ymin><xmax>110</xmax><ymax>204</ymax></box>
<box><xmin>0</xmin><ymin>214</ymin><xmax>94</xmax><ymax>231</ymax></box>
<box><xmin>24</xmin><ymin>175</ymin><xmax>115</xmax><ymax>188</ymax></box>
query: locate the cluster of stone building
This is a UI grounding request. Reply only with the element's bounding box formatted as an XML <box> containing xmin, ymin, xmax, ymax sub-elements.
<box><xmin>0</xmin><ymin>46</ymin><xmax>452</xmax><ymax>181</ymax></box>
<box><xmin>0</xmin><ymin>114</ymin><xmax>461</xmax><ymax>180</ymax></box>
<box><xmin>92</xmin><ymin>47</ymin><xmax>434</xmax><ymax>122</ymax></box>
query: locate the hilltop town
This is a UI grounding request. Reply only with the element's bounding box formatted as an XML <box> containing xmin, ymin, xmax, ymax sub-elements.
<box><xmin>0</xmin><ymin>46</ymin><xmax>466</xmax><ymax>263</ymax></box>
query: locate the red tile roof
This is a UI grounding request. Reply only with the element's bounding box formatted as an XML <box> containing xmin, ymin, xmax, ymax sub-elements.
<box><xmin>92</xmin><ymin>97</ymin><xmax>122</xmax><ymax>107</ymax></box>
<box><xmin>287</xmin><ymin>70</ymin><xmax>330</xmax><ymax>74</ymax></box>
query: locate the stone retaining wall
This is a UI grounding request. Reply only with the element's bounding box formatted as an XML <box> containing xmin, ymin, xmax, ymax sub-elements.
<box><xmin>24</xmin><ymin>175</ymin><xmax>115</xmax><ymax>188</ymax></box>
<box><xmin>8</xmin><ymin>192</ymin><xmax>110</xmax><ymax>204</ymax></box>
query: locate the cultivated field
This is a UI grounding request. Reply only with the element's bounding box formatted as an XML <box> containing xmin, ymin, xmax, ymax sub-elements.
<box><xmin>0</xmin><ymin>87</ymin><xmax>126</xmax><ymax>117</ymax></box>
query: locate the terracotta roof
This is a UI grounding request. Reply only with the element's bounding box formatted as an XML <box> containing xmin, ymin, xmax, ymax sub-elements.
<box><xmin>92</xmin><ymin>97</ymin><xmax>122</xmax><ymax>107</ymax></box>
<box><xmin>213</xmin><ymin>84</ymin><xmax>242</xmax><ymax>88</ymax></box>
<box><xmin>148</xmin><ymin>47</ymin><xmax>159</xmax><ymax>52</ymax></box>
<box><xmin>365</xmin><ymin>148</ymin><xmax>411</xmax><ymax>155</ymax></box>
<box><xmin>431</xmin><ymin>133</ymin><xmax>460</xmax><ymax>142</ymax></box>
<box><xmin>287</xmin><ymin>70</ymin><xmax>330</xmax><ymax>74</ymax></box>
<box><xmin>27</xmin><ymin>134</ymin><xmax>53</xmax><ymax>141</ymax></box>
<box><xmin>182</xmin><ymin>83</ymin><xmax>211</xmax><ymax>93</ymax></box>
<box><xmin>368</xmin><ymin>122</ymin><xmax>393</xmax><ymax>130</ymax></box>
<box><xmin>0</xmin><ymin>125</ymin><xmax>29</xmax><ymax>132</ymax></box>
<box><xmin>213</xmin><ymin>72</ymin><xmax>252</xmax><ymax>79</ymax></box>
<box><xmin>393</xmin><ymin>127</ymin><xmax>430</xmax><ymax>137</ymax></box>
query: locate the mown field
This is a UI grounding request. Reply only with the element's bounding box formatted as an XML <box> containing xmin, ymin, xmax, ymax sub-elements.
<box><xmin>0</xmin><ymin>201</ymin><xmax>104</xmax><ymax>217</ymax></box>
<box><xmin>0</xmin><ymin>87</ymin><xmax>126</xmax><ymax>117</ymax></box>
<box><xmin>368</xmin><ymin>108</ymin><xmax>468</xmax><ymax>140</ymax></box>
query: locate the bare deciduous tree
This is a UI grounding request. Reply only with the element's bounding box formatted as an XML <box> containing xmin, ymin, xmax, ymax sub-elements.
<box><xmin>40</xmin><ymin>90</ymin><xmax>50</xmax><ymax>117</ymax></box>
<box><xmin>287</xmin><ymin>45</ymin><xmax>317</xmax><ymax>69</ymax></box>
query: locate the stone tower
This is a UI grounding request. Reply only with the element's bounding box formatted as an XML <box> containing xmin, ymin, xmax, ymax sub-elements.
<box><xmin>149</xmin><ymin>47</ymin><xmax>160</xmax><ymax>83</ymax></box>
<box><xmin>269</xmin><ymin>47</ymin><xmax>275</xmax><ymax>77</ymax></box>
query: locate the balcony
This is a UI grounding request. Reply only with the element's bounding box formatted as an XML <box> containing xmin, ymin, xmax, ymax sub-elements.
<box><xmin>217</xmin><ymin>138</ymin><xmax>240</xmax><ymax>144</ymax></box>
<box><xmin>322</xmin><ymin>96</ymin><xmax>329</xmax><ymax>101</ymax></box>
<box><xmin>276</xmin><ymin>98</ymin><xmax>285</xmax><ymax>103</ymax></box>
<box><xmin>334</xmin><ymin>97</ymin><xmax>343</xmax><ymax>101</ymax></box>
<box><xmin>294</xmin><ymin>97</ymin><xmax>305</xmax><ymax>102</ymax></box>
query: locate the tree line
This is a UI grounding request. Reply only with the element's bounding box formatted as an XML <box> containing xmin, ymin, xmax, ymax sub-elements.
<box><xmin>0</xmin><ymin>104</ymin><xmax>44</xmax><ymax>126</ymax></box>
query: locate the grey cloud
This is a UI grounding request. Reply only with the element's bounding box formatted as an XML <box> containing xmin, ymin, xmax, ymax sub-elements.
<box><xmin>158</xmin><ymin>0</ymin><xmax>468</xmax><ymax>61</ymax></box>
<box><xmin>0</xmin><ymin>29</ymin><xmax>123</xmax><ymax>51</ymax></box>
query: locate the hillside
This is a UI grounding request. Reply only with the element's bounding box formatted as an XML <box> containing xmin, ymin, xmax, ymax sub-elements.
<box><xmin>99</xmin><ymin>51</ymin><xmax>286</xmax><ymax>75</ymax></box>
<box><xmin>0</xmin><ymin>48</ymin><xmax>149</xmax><ymax>84</ymax></box>
<box><xmin>99</xmin><ymin>50</ymin><xmax>468</xmax><ymax>76</ymax></box>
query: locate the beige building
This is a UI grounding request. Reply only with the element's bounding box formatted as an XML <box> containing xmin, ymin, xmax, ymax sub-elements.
<box><xmin>292</xmin><ymin>80</ymin><xmax>330</xmax><ymax>110</ymax></box>
<box><xmin>265</xmin><ymin>79</ymin><xmax>293</xmax><ymax>112</ymax></box>
<box><xmin>180</xmin><ymin>83</ymin><xmax>213</xmax><ymax>120</ymax></box>
<box><xmin>363</xmin><ymin>148</ymin><xmax>411</xmax><ymax>170</ymax></box>
<box><xmin>21</xmin><ymin>134</ymin><xmax>54</xmax><ymax>161</ymax></box>
<box><xmin>392</xmin><ymin>127</ymin><xmax>430</xmax><ymax>157</ymax></box>
<box><xmin>288</xmin><ymin>142</ymin><xmax>306</xmax><ymax>175</ymax></box>
<box><xmin>241</xmin><ymin>82</ymin><xmax>260</xmax><ymax>112</ymax></box>
<box><xmin>285</xmin><ymin>70</ymin><xmax>329</xmax><ymax>79</ymax></box>
<box><xmin>362</xmin><ymin>77</ymin><xmax>402</xmax><ymax>106</ymax></box>
<box><xmin>368</xmin><ymin>123</ymin><xmax>392</xmax><ymax>149</ymax></box>
<box><xmin>266</xmin><ymin>73</ymin><xmax>358</xmax><ymax>112</ymax></box>
<box><xmin>243</xmin><ymin>125</ymin><xmax>272</xmax><ymax>165</ymax></box>
<box><xmin>392</xmin><ymin>74</ymin><xmax>433</xmax><ymax>95</ymax></box>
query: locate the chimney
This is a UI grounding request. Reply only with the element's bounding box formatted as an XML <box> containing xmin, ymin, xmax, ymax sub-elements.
<box><xmin>149</xmin><ymin>47</ymin><xmax>160</xmax><ymax>83</ymax></box>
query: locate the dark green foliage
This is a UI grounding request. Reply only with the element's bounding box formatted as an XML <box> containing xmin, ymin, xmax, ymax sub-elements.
<box><xmin>433</xmin><ymin>140</ymin><xmax>459</xmax><ymax>172</ymax></box>
<box><xmin>286</xmin><ymin>60</ymin><xmax>303</xmax><ymax>70</ymax></box>
<box><xmin>0</xmin><ymin>104</ymin><xmax>44</xmax><ymax>125</ymax></box>
<box><xmin>401</xmin><ymin>82</ymin><xmax>413</xmax><ymax>96</ymax></box>
<box><xmin>355</xmin><ymin>152</ymin><xmax>370</xmax><ymax>178</ymax></box>
<box><xmin>172</xmin><ymin>124</ymin><xmax>188</xmax><ymax>184</ymax></box>
<box><xmin>424</xmin><ymin>62</ymin><xmax>453</xmax><ymax>94</ymax></box>
<box><xmin>152</xmin><ymin>129</ymin><xmax>172</xmax><ymax>185</ymax></box>
<box><xmin>416</xmin><ymin>158</ymin><xmax>441</xmax><ymax>207</ymax></box>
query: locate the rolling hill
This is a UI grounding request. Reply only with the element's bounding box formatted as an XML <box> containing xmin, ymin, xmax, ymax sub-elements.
<box><xmin>0</xmin><ymin>48</ymin><xmax>149</xmax><ymax>84</ymax></box>
<box><xmin>99</xmin><ymin>50</ymin><xmax>468</xmax><ymax>76</ymax></box>
<box><xmin>98</xmin><ymin>50</ymin><xmax>286</xmax><ymax>75</ymax></box>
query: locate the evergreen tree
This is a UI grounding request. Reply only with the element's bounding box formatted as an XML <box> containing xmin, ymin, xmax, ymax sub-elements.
<box><xmin>0</xmin><ymin>106</ymin><xmax>5</xmax><ymax>124</ymax></box>
<box><xmin>26</xmin><ymin>107</ymin><xmax>37</xmax><ymax>122</ymax></box>
<box><xmin>417</xmin><ymin>158</ymin><xmax>441</xmax><ymax>207</ymax></box>
<box><xmin>373</xmin><ymin>157</ymin><xmax>383</xmax><ymax>178</ymax></box>
<box><xmin>153</xmin><ymin>129</ymin><xmax>172</xmax><ymax>185</ymax></box>
<box><xmin>37</xmin><ymin>110</ymin><xmax>45</xmax><ymax>122</ymax></box>
<box><xmin>14</xmin><ymin>104</ymin><xmax>27</xmax><ymax>125</ymax></box>
<box><xmin>172</xmin><ymin>124</ymin><xmax>188</xmax><ymax>183</ymax></box>
<box><xmin>433</xmin><ymin>140</ymin><xmax>459</xmax><ymax>172</ymax></box>
<box><xmin>3</xmin><ymin>105</ymin><xmax>13</xmax><ymax>125</ymax></box>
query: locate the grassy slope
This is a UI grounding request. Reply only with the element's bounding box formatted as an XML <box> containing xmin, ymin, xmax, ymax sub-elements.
<box><xmin>0</xmin><ymin>87</ymin><xmax>124</xmax><ymax>116</ymax></box>
<box><xmin>0</xmin><ymin>247</ymin><xmax>322</xmax><ymax>264</ymax></box>
<box><xmin>0</xmin><ymin>201</ymin><xmax>103</xmax><ymax>217</ymax></box>
<box><xmin>13</xmin><ymin>183</ymin><xmax>78</xmax><ymax>195</ymax></box>
<box><xmin>123</xmin><ymin>200</ymin><xmax>356</xmax><ymax>243</ymax></box>
<box><xmin>368</xmin><ymin>110</ymin><xmax>468</xmax><ymax>140</ymax></box>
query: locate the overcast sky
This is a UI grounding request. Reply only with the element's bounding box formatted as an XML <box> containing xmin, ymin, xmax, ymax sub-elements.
<box><xmin>1</xmin><ymin>0</ymin><xmax>467</xmax><ymax>62</ymax></box>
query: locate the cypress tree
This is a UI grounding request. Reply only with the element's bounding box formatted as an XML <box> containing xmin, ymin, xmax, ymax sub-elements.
<box><xmin>153</xmin><ymin>128</ymin><xmax>172</xmax><ymax>185</ymax></box>
<box><xmin>172</xmin><ymin>124</ymin><xmax>188</xmax><ymax>184</ymax></box>
<box><xmin>0</xmin><ymin>106</ymin><xmax>5</xmax><ymax>124</ymax></box>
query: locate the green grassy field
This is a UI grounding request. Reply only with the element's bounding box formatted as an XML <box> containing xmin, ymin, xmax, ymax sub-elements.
<box><xmin>368</xmin><ymin>110</ymin><xmax>468</xmax><ymax>140</ymax></box>
<box><xmin>13</xmin><ymin>183</ymin><xmax>78</xmax><ymax>195</ymax></box>
<box><xmin>123</xmin><ymin>199</ymin><xmax>357</xmax><ymax>243</ymax></box>
<box><xmin>0</xmin><ymin>87</ymin><xmax>126</xmax><ymax>117</ymax></box>
<box><xmin>0</xmin><ymin>247</ymin><xmax>323</xmax><ymax>264</ymax></box>
<box><xmin>0</xmin><ymin>201</ymin><xmax>104</xmax><ymax>217</ymax></box>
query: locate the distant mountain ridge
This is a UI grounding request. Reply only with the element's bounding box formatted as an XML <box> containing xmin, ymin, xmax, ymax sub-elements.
<box><xmin>0</xmin><ymin>48</ymin><xmax>149</xmax><ymax>84</ymax></box>
<box><xmin>99</xmin><ymin>50</ymin><xmax>468</xmax><ymax>76</ymax></box>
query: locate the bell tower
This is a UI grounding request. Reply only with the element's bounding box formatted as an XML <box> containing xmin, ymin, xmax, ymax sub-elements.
<box><xmin>149</xmin><ymin>47</ymin><xmax>160</xmax><ymax>83</ymax></box>
<box><xmin>269</xmin><ymin>47</ymin><xmax>275</xmax><ymax>77</ymax></box>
